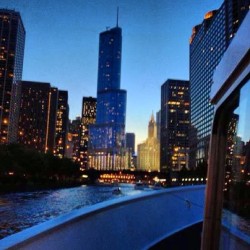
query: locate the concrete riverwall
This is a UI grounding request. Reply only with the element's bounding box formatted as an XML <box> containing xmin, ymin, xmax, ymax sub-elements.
<box><xmin>0</xmin><ymin>185</ymin><xmax>205</xmax><ymax>250</ymax></box>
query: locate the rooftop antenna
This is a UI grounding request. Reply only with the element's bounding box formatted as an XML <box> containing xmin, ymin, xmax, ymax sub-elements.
<box><xmin>116</xmin><ymin>7</ymin><xmax>119</xmax><ymax>27</ymax></box>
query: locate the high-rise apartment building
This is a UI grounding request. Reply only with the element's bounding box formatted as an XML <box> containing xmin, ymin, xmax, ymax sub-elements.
<box><xmin>137</xmin><ymin>114</ymin><xmax>160</xmax><ymax>172</ymax></box>
<box><xmin>54</xmin><ymin>90</ymin><xmax>69</xmax><ymax>158</ymax></box>
<box><xmin>189</xmin><ymin>0</ymin><xmax>250</xmax><ymax>168</ymax></box>
<box><xmin>88</xmin><ymin>25</ymin><xmax>127</xmax><ymax>170</ymax></box>
<box><xmin>160</xmin><ymin>79</ymin><xmax>190</xmax><ymax>172</ymax></box>
<box><xmin>18</xmin><ymin>81</ymin><xmax>58</xmax><ymax>153</ymax></box>
<box><xmin>0</xmin><ymin>9</ymin><xmax>25</xmax><ymax>144</ymax></box>
<box><xmin>79</xmin><ymin>97</ymin><xmax>96</xmax><ymax>169</ymax></box>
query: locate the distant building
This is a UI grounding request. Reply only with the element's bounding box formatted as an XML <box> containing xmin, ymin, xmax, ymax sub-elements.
<box><xmin>79</xmin><ymin>97</ymin><xmax>96</xmax><ymax>169</ymax></box>
<box><xmin>126</xmin><ymin>133</ymin><xmax>135</xmax><ymax>155</ymax></box>
<box><xmin>0</xmin><ymin>9</ymin><xmax>25</xmax><ymax>144</ymax></box>
<box><xmin>54</xmin><ymin>90</ymin><xmax>69</xmax><ymax>158</ymax></box>
<box><xmin>126</xmin><ymin>132</ymin><xmax>136</xmax><ymax>169</ymax></box>
<box><xmin>67</xmin><ymin>117</ymin><xmax>81</xmax><ymax>162</ymax></box>
<box><xmin>160</xmin><ymin>79</ymin><xmax>190</xmax><ymax>172</ymax></box>
<box><xmin>88</xmin><ymin>25</ymin><xmax>127</xmax><ymax>170</ymax></box>
<box><xmin>137</xmin><ymin>114</ymin><xmax>160</xmax><ymax>172</ymax></box>
<box><xmin>18</xmin><ymin>81</ymin><xmax>58</xmax><ymax>153</ymax></box>
<box><xmin>189</xmin><ymin>0</ymin><xmax>250</xmax><ymax>168</ymax></box>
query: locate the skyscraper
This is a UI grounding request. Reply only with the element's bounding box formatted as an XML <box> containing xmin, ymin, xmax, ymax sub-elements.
<box><xmin>79</xmin><ymin>97</ymin><xmax>96</xmax><ymax>169</ymax></box>
<box><xmin>137</xmin><ymin>114</ymin><xmax>160</xmax><ymax>172</ymax></box>
<box><xmin>89</xmin><ymin>24</ymin><xmax>127</xmax><ymax>170</ymax></box>
<box><xmin>160</xmin><ymin>79</ymin><xmax>190</xmax><ymax>172</ymax></box>
<box><xmin>189</xmin><ymin>0</ymin><xmax>250</xmax><ymax>168</ymax></box>
<box><xmin>0</xmin><ymin>9</ymin><xmax>25</xmax><ymax>144</ymax></box>
<box><xmin>54</xmin><ymin>90</ymin><xmax>69</xmax><ymax>158</ymax></box>
<box><xmin>18</xmin><ymin>81</ymin><xmax>58</xmax><ymax>153</ymax></box>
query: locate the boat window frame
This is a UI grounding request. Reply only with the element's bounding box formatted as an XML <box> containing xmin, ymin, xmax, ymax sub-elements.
<box><xmin>201</xmin><ymin>73</ymin><xmax>250</xmax><ymax>250</ymax></box>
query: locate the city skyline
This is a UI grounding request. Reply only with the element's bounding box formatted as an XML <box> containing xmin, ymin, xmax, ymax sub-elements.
<box><xmin>0</xmin><ymin>0</ymin><xmax>222</xmax><ymax>147</ymax></box>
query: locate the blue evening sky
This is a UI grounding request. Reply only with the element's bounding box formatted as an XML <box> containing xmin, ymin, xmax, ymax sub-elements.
<box><xmin>1</xmin><ymin>0</ymin><xmax>222</xmax><ymax>147</ymax></box>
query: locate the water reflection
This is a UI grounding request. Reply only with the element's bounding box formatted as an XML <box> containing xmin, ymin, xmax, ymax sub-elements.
<box><xmin>0</xmin><ymin>184</ymin><xmax>145</xmax><ymax>239</ymax></box>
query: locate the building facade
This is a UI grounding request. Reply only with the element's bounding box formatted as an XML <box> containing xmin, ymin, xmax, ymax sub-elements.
<box><xmin>46</xmin><ymin>87</ymin><xmax>58</xmax><ymax>153</ymax></box>
<box><xmin>0</xmin><ymin>9</ymin><xmax>25</xmax><ymax>144</ymax></box>
<box><xmin>189</xmin><ymin>0</ymin><xmax>250</xmax><ymax>168</ymax></box>
<box><xmin>156</xmin><ymin>110</ymin><xmax>161</xmax><ymax>141</ymax></box>
<box><xmin>137</xmin><ymin>114</ymin><xmax>160</xmax><ymax>172</ymax></box>
<box><xmin>54</xmin><ymin>90</ymin><xmax>69</xmax><ymax>158</ymax></box>
<box><xmin>88</xmin><ymin>25</ymin><xmax>127</xmax><ymax>170</ymax></box>
<box><xmin>79</xmin><ymin>97</ymin><xmax>96</xmax><ymax>169</ymax></box>
<box><xmin>18</xmin><ymin>81</ymin><xmax>58</xmax><ymax>153</ymax></box>
<box><xmin>125</xmin><ymin>132</ymin><xmax>136</xmax><ymax>169</ymax></box>
<box><xmin>160</xmin><ymin>79</ymin><xmax>190</xmax><ymax>172</ymax></box>
<box><xmin>67</xmin><ymin>117</ymin><xmax>81</xmax><ymax>162</ymax></box>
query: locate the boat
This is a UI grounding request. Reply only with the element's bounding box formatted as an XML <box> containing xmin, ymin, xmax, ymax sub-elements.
<box><xmin>152</xmin><ymin>182</ymin><xmax>164</xmax><ymax>190</ymax></box>
<box><xmin>134</xmin><ymin>181</ymin><xmax>147</xmax><ymax>190</ymax></box>
<box><xmin>112</xmin><ymin>187</ymin><xmax>122</xmax><ymax>195</ymax></box>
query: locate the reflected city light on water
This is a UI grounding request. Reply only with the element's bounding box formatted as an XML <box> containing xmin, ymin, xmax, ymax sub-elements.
<box><xmin>0</xmin><ymin>184</ymin><xmax>148</xmax><ymax>239</ymax></box>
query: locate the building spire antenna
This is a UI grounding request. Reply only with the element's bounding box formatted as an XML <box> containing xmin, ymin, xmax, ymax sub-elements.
<box><xmin>116</xmin><ymin>7</ymin><xmax>119</xmax><ymax>27</ymax></box>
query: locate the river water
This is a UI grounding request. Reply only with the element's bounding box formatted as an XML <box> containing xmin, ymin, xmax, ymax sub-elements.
<box><xmin>0</xmin><ymin>184</ymin><xmax>146</xmax><ymax>239</ymax></box>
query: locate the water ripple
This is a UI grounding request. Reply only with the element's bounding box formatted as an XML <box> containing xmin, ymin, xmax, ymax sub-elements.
<box><xmin>0</xmin><ymin>184</ymin><xmax>145</xmax><ymax>239</ymax></box>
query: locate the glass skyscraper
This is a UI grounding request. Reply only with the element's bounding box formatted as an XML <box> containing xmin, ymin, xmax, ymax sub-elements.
<box><xmin>189</xmin><ymin>0</ymin><xmax>250</xmax><ymax>168</ymax></box>
<box><xmin>0</xmin><ymin>9</ymin><xmax>25</xmax><ymax>144</ymax></box>
<box><xmin>89</xmin><ymin>26</ymin><xmax>127</xmax><ymax>170</ymax></box>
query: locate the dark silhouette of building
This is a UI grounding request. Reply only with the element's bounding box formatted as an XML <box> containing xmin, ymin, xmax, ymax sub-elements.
<box><xmin>89</xmin><ymin>24</ymin><xmax>127</xmax><ymax>170</ymax></box>
<box><xmin>125</xmin><ymin>133</ymin><xmax>135</xmax><ymax>155</ymax></box>
<box><xmin>160</xmin><ymin>79</ymin><xmax>190</xmax><ymax>172</ymax></box>
<box><xmin>126</xmin><ymin>132</ymin><xmax>136</xmax><ymax>169</ymax></box>
<box><xmin>0</xmin><ymin>9</ymin><xmax>25</xmax><ymax>144</ymax></box>
<box><xmin>79</xmin><ymin>97</ymin><xmax>96</xmax><ymax>169</ymax></box>
<box><xmin>189</xmin><ymin>0</ymin><xmax>250</xmax><ymax>169</ymax></box>
<box><xmin>54</xmin><ymin>90</ymin><xmax>69</xmax><ymax>158</ymax></box>
<box><xmin>18</xmin><ymin>81</ymin><xmax>58</xmax><ymax>153</ymax></box>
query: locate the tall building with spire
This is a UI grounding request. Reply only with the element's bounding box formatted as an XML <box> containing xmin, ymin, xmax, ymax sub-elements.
<box><xmin>137</xmin><ymin>113</ymin><xmax>160</xmax><ymax>172</ymax></box>
<box><xmin>0</xmin><ymin>9</ymin><xmax>25</xmax><ymax>144</ymax></box>
<box><xmin>88</xmin><ymin>19</ymin><xmax>127</xmax><ymax>170</ymax></box>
